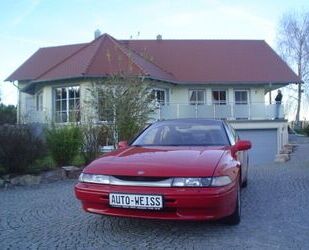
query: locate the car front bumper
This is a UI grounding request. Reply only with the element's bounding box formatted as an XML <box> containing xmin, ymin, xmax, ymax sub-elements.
<box><xmin>74</xmin><ymin>182</ymin><xmax>237</xmax><ymax>221</ymax></box>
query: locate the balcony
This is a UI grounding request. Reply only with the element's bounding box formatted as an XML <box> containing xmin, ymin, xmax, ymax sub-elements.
<box><xmin>152</xmin><ymin>102</ymin><xmax>284</xmax><ymax>121</ymax></box>
<box><xmin>21</xmin><ymin>102</ymin><xmax>284</xmax><ymax>124</ymax></box>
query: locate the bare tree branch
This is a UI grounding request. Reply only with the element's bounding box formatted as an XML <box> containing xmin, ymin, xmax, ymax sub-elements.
<box><xmin>277</xmin><ymin>10</ymin><xmax>309</xmax><ymax>122</ymax></box>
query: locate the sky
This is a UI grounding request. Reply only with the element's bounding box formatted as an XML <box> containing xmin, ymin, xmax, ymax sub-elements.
<box><xmin>1</xmin><ymin>0</ymin><xmax>309</xmax><ymax>118</ymax></box>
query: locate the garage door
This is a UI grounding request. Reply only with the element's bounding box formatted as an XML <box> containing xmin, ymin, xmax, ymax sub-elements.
<box><xmin>236</xmin><ymin>129</ymin><xmax>277</xmax><ymax>166</ymax></box>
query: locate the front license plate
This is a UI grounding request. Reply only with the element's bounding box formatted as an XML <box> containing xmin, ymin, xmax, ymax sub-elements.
<box><xmin>109</xmin><ymin>193</ymin><xmax>163</xmax><ymax>210</ymax></box>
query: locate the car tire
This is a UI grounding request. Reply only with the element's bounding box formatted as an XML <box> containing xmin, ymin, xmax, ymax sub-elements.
<box><xmin>242</xmin><ymin>157</ymin><xmax>249</xmax><ymax>188</ymax></box>
<box><xmin>225</xmin><ymin>180</ymin><xmax>241</xmax><ymax>225</ymax></box>
<box><xmin>242</xmin><ymin>178</ymin><xmax>248</xmax><ymax>188</ymax></box>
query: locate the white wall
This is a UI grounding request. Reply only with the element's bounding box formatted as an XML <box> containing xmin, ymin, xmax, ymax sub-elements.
<box><xmin>169</xmin><ymin>84</ymin><xmax>265</xmax><ymax>105</ymax></box>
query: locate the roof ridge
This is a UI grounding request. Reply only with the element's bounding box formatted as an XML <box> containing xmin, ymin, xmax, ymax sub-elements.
<box><xmin>117</xmin><ymin>39</ymin><xmax>176</xmax><ymax>78</ymax></box>
<box><xmin>108</xmin><ymin>36</ymin><xmax>148</xmax><ymax>75</ymax></box>
<box><xmin>136</xmin><ymin>49</ymin><xmax>174</xmax><ymax>78</ymax></box>
<box><xmin>83</xmin><ymin>35</ymin><xmax>107</xmax><ymax>75</ymax></box>
<box><xmin>121</xmin><ymin>43</ymin><xmax>174</xmax><ymax>78</ymax></box>
<box><xmin>35</xmin><ymin>38</ymin><xmax>100</xmax><ymax>81</ymax></box>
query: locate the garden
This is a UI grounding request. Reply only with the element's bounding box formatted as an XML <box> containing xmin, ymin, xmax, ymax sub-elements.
<box><xmin>0</xmin><ymin>77</ymin><xmax>155</xmax><ymax>187</ymax></box>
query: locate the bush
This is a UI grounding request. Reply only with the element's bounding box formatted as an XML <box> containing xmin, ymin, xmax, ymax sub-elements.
<box><xmin>46</xmin><ymin>125</ymin><xmax>82</xmax><ymax>166</ymax></box>
<box><xmin>303</xmin><ymin>125</ymin><xmax>309</xmax><ymax>136</ymax></box>
<box><xmin>80</xmin><ymin>124</ymin><xmax>113</xmax><ymax>164</ymax></box>
<box><xmin>27</xmin><ymin>155</ymin><xmax>57</xmax><ymax>175</ymax></box>
<box><xmin>0</xmin><ymin>125</ymin><xmax>46</xmax><ymax>175</ymax></box>
<box><xmin>0</xmin><ymin>104</ymin><xmax>17</xmax><ymax>125</ymax></box>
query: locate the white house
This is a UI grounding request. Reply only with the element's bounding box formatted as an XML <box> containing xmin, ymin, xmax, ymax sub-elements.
<box><xmin>6</xmin><ymin>33</ymin><xmax>302</xmax><ymax>165</ymax></box>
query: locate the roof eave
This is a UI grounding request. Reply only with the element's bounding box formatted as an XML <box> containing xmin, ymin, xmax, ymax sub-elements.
<box><xmin>146</xmin><ymin>77</ymin><xmax>302</xmax><ymax>85</ymax></box>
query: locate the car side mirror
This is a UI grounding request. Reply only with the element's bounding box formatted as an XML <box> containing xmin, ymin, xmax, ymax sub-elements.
<box><xmin>118</xmin><ymin>141</ymin><xmax>128</xmax><ymax>149</ymax></box>
<box><xmin>231</xmin><ymin>140</ymin><xmax>251</xmax><ymax>158</ymax></box>
<box><xmin>235</xmin><ymin>140</ymin><xmax>252</xmax><ymax>151</ymax></box>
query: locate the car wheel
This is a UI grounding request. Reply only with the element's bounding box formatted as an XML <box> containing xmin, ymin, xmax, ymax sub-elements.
<box><xmin>242</xmin><ymin>177</ymin><xmax>248</xmax><ymax>188</ymax></box>
<box><xmin>225</xmin><ymin>180</ymin><xmax>241</xmax><ymax>225</ymax></box>
<box><xmin>242</xmin><ymin>157</ymin><xmax>249</xmax><ymax>188</ymax></box>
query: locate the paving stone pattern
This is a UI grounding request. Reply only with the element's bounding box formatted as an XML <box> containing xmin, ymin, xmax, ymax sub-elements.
<box><xmin>1</xmin><ymin>136</ymin><xmax>309</xmax><ymax>249</ymax></box>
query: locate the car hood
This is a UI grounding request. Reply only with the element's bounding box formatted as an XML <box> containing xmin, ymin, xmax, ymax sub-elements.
<box><xmin>84</xmin><ymin>146</ymin><xmax>226</xmax><ymax>177</ymax></box>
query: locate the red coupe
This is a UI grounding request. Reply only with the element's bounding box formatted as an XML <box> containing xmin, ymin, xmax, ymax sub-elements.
<box><xmin>75</xmin><ymin>119</ymin><xmax>251</xmax><ymax>225</ymax></box>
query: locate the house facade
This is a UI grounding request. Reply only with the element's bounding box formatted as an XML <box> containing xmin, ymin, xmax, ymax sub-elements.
<box><xmin>6</xmin><ymin>33</ymin><xmax>301</xmax><ymax>164</ymax></box>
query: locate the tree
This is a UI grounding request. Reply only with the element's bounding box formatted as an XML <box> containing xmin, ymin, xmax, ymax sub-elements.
<box><xmin>277</xmin><ymin>10</ymin><xmax>309</xmax><ymax>123</ymax></box>
<box><xmin>86</xmin><ymin>75</ymin><xmax>155</xmax><ymax>144</ymax></box>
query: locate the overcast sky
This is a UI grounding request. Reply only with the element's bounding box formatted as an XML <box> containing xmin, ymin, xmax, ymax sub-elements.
<box><xmin>1</xmin><ymin>0</ymin><xmax>309</xmax><ymax>115</ymax></box>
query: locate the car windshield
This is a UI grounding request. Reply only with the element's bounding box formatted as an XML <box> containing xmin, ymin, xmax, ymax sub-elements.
<box><xmin>132</xmin><ymin>120</ymin><xmax>230</xmax><ymax>146</ymax></box>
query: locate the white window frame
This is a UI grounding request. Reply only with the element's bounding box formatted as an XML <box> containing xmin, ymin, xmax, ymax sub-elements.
<box><xmin>54</xmin><ymin>86</ymin><xmax>80</xmax><ymax>123</ymax></box>
<box><xmin>36</xmin><ymin>90</ymin><xmax>43</xmax><ymax>111</ymax></box>
<box><xmin>234</xmin><ymin>90</ymin><xmax>249</xmax><ymax>105</ymax></box>
<box><xmin>151</xmin><ymin>88</ymin><xmax>167</xmax><ymax>105</ymax></box>
<box><xmin>188</xmin><ymin>89</ymin><xmax>205</xmax><ymax>105</ymax></box>
<box><xmin>212</xmin><ymin>89</ymin><xmax>227</xmax><ymax>105</ymax></box>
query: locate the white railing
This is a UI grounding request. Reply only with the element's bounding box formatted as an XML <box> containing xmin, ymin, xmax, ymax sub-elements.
<box><xmin>20</xmin><ymin>106</ymin><xmax>50</xmax><ymax>124</ymax></box>
<box><xmin>23</xmin><ymin>102</ymin><xmax>284</xmax><ymax>124</ymax></box>
<box><xmin>151</xmin><ymin>102</ymin><xmax>284</xmax><ymax>121</ymax></box>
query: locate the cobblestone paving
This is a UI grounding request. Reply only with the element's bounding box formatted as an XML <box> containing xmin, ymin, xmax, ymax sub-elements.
<box><xmin>1</xmin><ymin>136</ymin><xmax>309</xmax><ymax>249</ymax></box>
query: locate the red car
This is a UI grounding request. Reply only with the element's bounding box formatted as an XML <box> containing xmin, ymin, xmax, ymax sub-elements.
<box><xmin>75</xmin><ymin>119</ymin><xmax>251</xmax><ymax>225</ymax></box>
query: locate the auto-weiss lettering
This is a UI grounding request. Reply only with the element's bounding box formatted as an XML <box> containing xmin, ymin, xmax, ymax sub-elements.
<box><xmin>150</xmin><ymin>197</ymin><xmax>155</xmax><ymax>206</ymax></box>
<box><xmin>155</xmin><ymin>197</ymin><xmax>161</xmax><ymax>206</ymax></box>
<box><xmin>111</xmin><ymin>194</ymin><xmax>162</xmax><ymax>208</ymax></box>
<box><xmin>145</xmin><ymin>196</ymin><xmax>149</xmax><ymax>206</ymax></box>
<box><xmin>120</xmin><ymin>195</ymin><xmax>125</xmax><ymax>204</ymax></box>
<box><xmin>111</xmin><ymin>195</ymin><xmax>116</xmax><ymax>204</ymax></box>
<box><xmin>140</xmin><ymin>197</ymin><xmax>145</xmax><ymax>206</ymax></box>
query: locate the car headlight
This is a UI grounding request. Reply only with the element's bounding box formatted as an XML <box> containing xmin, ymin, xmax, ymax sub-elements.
<box><xmin>171</xmin><ymin>176</ymin><xmax>232</xmax><ymax>187</ymax></box>
<box><xmin>172</xmin><ymin>177</ymin><xmax>212</xmax><ymax>187</ymax></box>
<box><xmin>211</xmin><ymin>176</ymin><xmax>232</xmax><ymax>187</ymax></box>
<box><xmin>79</xmin><ymin>173</ymin><xmax>110</xmax><ymax>184</ymax></box>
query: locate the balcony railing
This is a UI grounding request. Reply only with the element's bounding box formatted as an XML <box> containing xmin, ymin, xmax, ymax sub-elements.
<box><xmin>22</xmin><ymin>102</ymin><xmax>284</xmax><ymax>124</ymax></box>
<box><xmin>152</xmin><ymin>102</ymin><xmax>284</xmax><ymax>121</ymax></box>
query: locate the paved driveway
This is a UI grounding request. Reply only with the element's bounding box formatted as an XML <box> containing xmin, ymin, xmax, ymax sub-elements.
<box><xmin>1</xmin><ymin>136</ymin><xmax>309</xmax><ymax>249</ymax></box>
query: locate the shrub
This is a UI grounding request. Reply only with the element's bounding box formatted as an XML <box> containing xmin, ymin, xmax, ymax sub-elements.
<box><xmin>0</xmin><ymin>104</ymin><xmax>17</xmax><ymax>125</ymax></box>
<box><xmin>27</xmin><ymin>155</ymin><xmax>57</xmax><ymax>175</ymax></box>
<box><xmin>87</xmin><ymin>76</ymin><xmax>154</xmax><ymax>144</ymax></box>
<box><xmin>80</xmin><ymin>124</ymin><xmax>113</xmax><ymax>164</ymax></box>
<box><xmin>0</xmin><ymin>125</ymin><xmax>46</xmax><ymax>175</ymax></box>
<box><xmin>303</xmin><ymin>125</ymin><xmax>309</xmax><ymax>136</ymax></box>
<box><xmin>46</xmin><ymin>125</ymin><xmax>82</xmax><ymax>166</ymax></box>
<box><xmin>71</xmin><ymin>154</ymin><xmax>85</xmax><ymax>167</ymax></box>
<box><xmin>0</xmin><ymin>164</ymin><xmax>6</xmax><ymax>175</ymax></box>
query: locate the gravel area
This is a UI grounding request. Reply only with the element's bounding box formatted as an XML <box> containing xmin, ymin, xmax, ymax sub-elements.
<box><xmin>1</xmin><ymin>135</ymin><xmax>309</xmax><ymax>249</ymax></box>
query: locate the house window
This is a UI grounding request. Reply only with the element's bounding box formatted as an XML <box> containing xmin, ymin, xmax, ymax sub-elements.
<box><xmin>36</xmin><ymin>91</ymin><xmax>43</xmax><ymax>111</ymax></box>
<box><xmin>212</xmin><ymin>90</ymin><xmax>227</xmax><ymax>105</ymax></box>
<box><xmin>189</xmin><ymin>90</ymin><xmax>205</xmax><ymax>105</ymax></box>
<box><xmin>54</xmin><ymin>86</ymin><xmax>80</xmax><ymax>123</ymax></box>
<box><xmin>150</xmin><ymin>89</ymin><xmax>166</xmax><ymax>105</ymax></box>
<box><xmin>235</xmin><ymin>90</ymin><xmax>248</xmax><ymax>105</ymax></box>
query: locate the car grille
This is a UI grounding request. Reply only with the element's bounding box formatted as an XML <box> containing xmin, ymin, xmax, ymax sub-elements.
<box><xmin>112</xmin><ymin>176</ymin><xmax>169</xmax><ymax>182</ymax></box>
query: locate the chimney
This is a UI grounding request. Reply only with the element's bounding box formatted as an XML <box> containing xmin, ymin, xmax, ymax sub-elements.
<box><xmin>94</xmin><ymin>29</ymin><xmax>101</xmax><ymax>39</ymax></box>
<box><xmin>156</xmin><ymin>34</ymin><xmax>162</xmax><ymax>40</ymax></box>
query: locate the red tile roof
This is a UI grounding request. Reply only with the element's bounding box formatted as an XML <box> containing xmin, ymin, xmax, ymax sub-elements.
<box><xmin>6</xmin><ymin>33</ymin><xmax>301</xmax><ymax>84</ymax></box>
